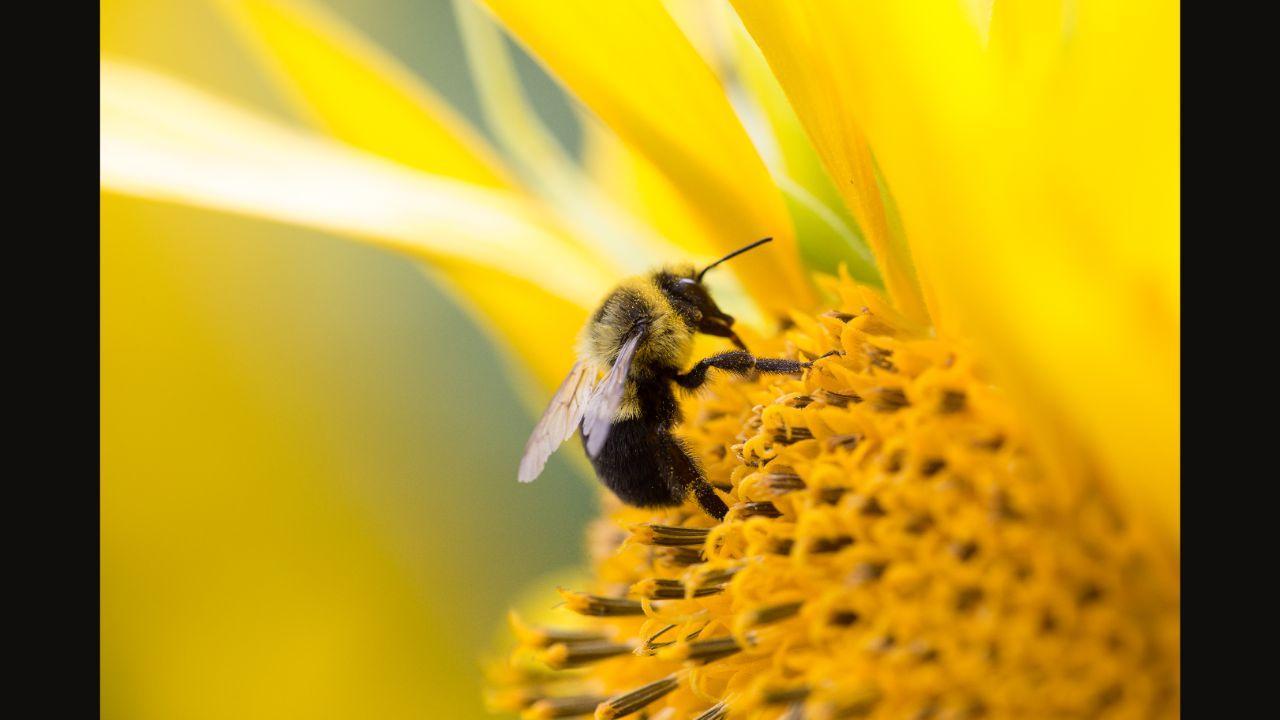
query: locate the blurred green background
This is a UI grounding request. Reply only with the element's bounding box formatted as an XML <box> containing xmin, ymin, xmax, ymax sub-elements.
<box><xmin>101</xmin><ymin>2</ymin><xmax>595</xmax><ymax>718</ymax></box>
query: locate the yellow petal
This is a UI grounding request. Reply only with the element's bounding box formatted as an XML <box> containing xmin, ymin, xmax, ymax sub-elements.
<box><xmin>425</xmin><ymin>263</ymin><xmax>588</xmax><ymax>396</ymax></box>
<box><xmin>101</xmin><ymin>197</ymin><xmax>482</xmax><ymax>720</ymax></box>
<box><xmin>574</xmin><ymin>114</ymin><xmax>770</xmax><ymax>330</ymax></box>
<box><xmin>579</xmin><ymin>117</ymin><xmax>714</xmax><ymax>262</ymax></box>
<box><xmin>658</xmin><ymin>0</ymin><xmax>880</xmax><ymax>285</ymax></box>
<box><xmin>728</xmin><ymin>21</ymin><xmax>880</xmax><ymax>283</ymax></box>
<box><xmin>479</xmin><ymin>0</ymin><xmax>816</xmax><ymax>315</ymax></box>
<box><xmin>102</xmin><ymin>60</ymin><xmax>604</xmax><ymax>399</ymax></box>
<box><xmin>221</xmin><ymin>0</ymin><xmax>513</xmax><ymax>188</ymax></box>
<box><xmin>453</xmin><ymin>0</ymin><xmax>685</xmax><ymax>276</ymax></box>
<box><xmin>732</xmin><ymin>1</ymin><xmax>1179</xmax><ymax>541</ymax></box>
<box><xmin>101</xmin><ymin>60</ymin><xmax>608</xmax><ymax>311</ymax></box>
<box><xmin>729</xmin><ymin>0</ymin><xmax>933</xmax><ymax>327</ymax></box>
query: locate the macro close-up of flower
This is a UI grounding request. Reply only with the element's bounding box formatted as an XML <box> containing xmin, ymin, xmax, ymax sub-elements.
<box><xmin>101</xmin><ymin>1</ymin><xmax>1178</xmax><ymax>719</ymax></box>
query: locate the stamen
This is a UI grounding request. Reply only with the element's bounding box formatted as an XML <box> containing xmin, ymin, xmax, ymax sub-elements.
<box><xmin>909</xmin><ymin>640</ymin><xmax>939</xmax><ymax>663</ymax></box>
<box><xmin>904</xmin><ymin>514</ymin><xmax>934</xmax><ymax>535</ymax></box>
<box><xmin>636</xmin><ymin>623</ymin><xmax>678</xmax><ymax>654</ymax></box>
<box><xmin>825</xmin><ymin>434</ymin><xmax>860</xmax><ymax>452</ymax></box>
<box><xmin>865</xmin><ymin>345</ymin><xmax>896</xmax><ymax>372</ymax></box>
<box><xmin>808</xmin><ymin>535</ymin><xmax>854</xmax><ymax>554</ymax></box>
<box><xmin>744</xmin><ymin>601</ymin><xmax>803</xmax><ymax>626</ymax></box>
<box><xmin>949</xmin><ymin>540</ymin><xmax>979</xmax><ymax>561</ymax></box>
<box><xmin>761</xmin><ymin>467</ymin><xmax>806</xmax><ymax>493</ymax></box>
<box><xmin>817</xmin><ymin>487</ymin><xmax>849</xmax><ymax>504</ymax></box>
<box><xmin>657</xmin><ymin>635</ymin><xmax>744</xmax><ymax>663</ymax></box>
<box><xmin>559</xmin><ymin>589</ymin><xmax>646</xmax><ymax>617</ymax></box>
<box><xmin>634</xmin><ymin>566</ymin><xmax>737</xmax><ymax>599</ymax></box>
<box><xmin>859</xmin><ymin>496</ymin><xmax>887</xmax><ymax>516</ymax></box>
<box><xmin>595</xmin><ymin>674</ymin><xmax>680</xmax><ymax>719</ymax></box>
<box><xmin>829</xmin><ymin>610</ymin><xmax>861</xmax><ymax>627</ymax></box>
<box><xmin>974</xmin><ymin>434</ymin><xmax>1006</xmax><ymax>452</ymax></box>
<box><xmin>539</xmin><ymin>640</ymin><xmax>636</xmax><ymax>669</ymax></box>
<box><xmin>510</xmin><ymin>612</ymin><xmax>610</xmax><ymax>648</ymax></box>
<box><xmin>938</xmin><ymin>390</ymin><xmax>967</xmax><ymax>414</ymax></box>
<box><xmin>814</xmin><ymin>388</ymin><xmax>861</xmax><ymax>407</ymax></box>
<box><xmin>735</xmin><ymin>501</ymin><xmax>782</xmax><ymax>519</ymax></box>
<box><xmin>919</xmin><ymin>458</ymin><xmax>947</xmax><ymax>477</ymax></box>
<box><xmin>632</xmin><ymin>578</ymin><xmax>724</xmax><ymax>600</ymax></box>
<box><xmin>1078</xmin><ymin>582</ymin><xmax>1104</xmax><ymax>606</ymax></box>
<box><xmin>693</xmin><ymin>701</ymin><xmax>729</xmax><ymax>720</ymax></box>
<box><xmin>524</xmin><ymin>695</ymin><xmax>609</xmax><ymax>719</ymax></box>
<box><xmin>868</xmin><ymin>634</ymin><xmax>896</xmax><ymax>653</ymax></box>
<box><xmin>871</xmin><ymin>387</ymin><xmax>910</xmax><ymax>411</ymax></box>
<box><xmin>955</xmin><ymin>587</ymin><xmax>984</xmax><ymax>613</ymax></box>
<box><xmin>1094</xmin><ymin>685</ymin><xmax>1123</xmax><ymax>713</ymax></box>
<box><xmin>689</xmin><ymin>566</ymin><xmax>739</xmax><ymax>588</ymax></box>
<box><xmin>638</xmin><ymin>625</ymin><xmax>703</xmax><ymax>655</ymax></box>
<box><xmin>770</xmin><ymin>538</ymin><xmax>796</xmax><ymax>555</ymax></box>
<box><xmin>991</xmin><ymin>490</ymin><xmax>1022</xmax><ymax>520</ymax></box>
<box><xmin>772</xmin><ymin>426</ymin><xmax>814</xmax><ymax>444</ymax></box>
<box><xmin>659</xmin><ymin>546</ymin><xmax>705</xmax><ymax>566</ymax></box>
<box><xmin>850</xmin><ymin>561</ymin><xmax>887</xmax><ymax>584</ymax></box>
<box><xmin>631</xmin><ymin>524</ymin><xmax>710</xmax><ymax>547</ymax></box>
<box><xmin>762</xmin><ymin>686</ymin><xmax>811</xmax><ymax>705</ymax></box>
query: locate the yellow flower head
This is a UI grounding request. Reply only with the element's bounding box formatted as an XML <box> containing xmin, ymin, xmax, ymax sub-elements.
<box><xmin>488</xmin><ymin>274</ymin><xmax>1177</xmax><ymax>719</ymax></box>
<box><xmin>101</xmin><ymin>0</ymin><xmax>1178</xmax><ymax>718</ymax></box>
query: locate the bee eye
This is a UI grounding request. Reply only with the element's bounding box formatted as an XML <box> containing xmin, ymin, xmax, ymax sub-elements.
<box><xmin>672</xmin><ymin>277</ymin><xmax>700</xmax><ymax>301</ymax></box>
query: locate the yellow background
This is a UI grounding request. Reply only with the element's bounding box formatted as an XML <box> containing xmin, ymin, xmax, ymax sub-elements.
<box><xmin>102</xmin><ymin>2</ymin><xmax>592</xmax><ymax>718</ymax></box>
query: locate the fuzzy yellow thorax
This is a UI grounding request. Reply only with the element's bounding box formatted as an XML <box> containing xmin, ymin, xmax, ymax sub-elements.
<box><xmin>576</xmin><ymin>265</ymin><xmax>702</xmax><ymax>420</ymax></box>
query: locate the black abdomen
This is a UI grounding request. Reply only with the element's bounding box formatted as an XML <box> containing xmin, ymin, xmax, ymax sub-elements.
<box><xmin>581</xmin><ymin>372</ymin><xmax>728</xmax><ymax>519</ymax></box>
<box><xmin>584</xmin><ymin>419</ymin><xmax>692</xmax><ymax>507</ymax></box>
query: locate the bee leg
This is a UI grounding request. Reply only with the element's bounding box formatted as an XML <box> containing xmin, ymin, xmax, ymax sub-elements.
<box><xmin>664</xmin><ymin>435</ymin><xmax>728</xmax><ymax>520</ymax></box>
<box><xmin>691</xmin><ymin>479</ymin><xmax>729</xmax><ymax>521</ymax></box>
<box><xmin>673</xmin><ymin>351</ymin><xmax>806</xmax><ymax>391</ymax></box>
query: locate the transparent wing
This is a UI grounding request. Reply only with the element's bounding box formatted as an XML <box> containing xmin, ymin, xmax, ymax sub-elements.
<box><xmin>518</xmin><ymin>360</ymin><xmax>597</xmax><ymax>483</ymax></box>
<box><xmin>582</xmin><ymin>327</ymin><xmax>645</xmax><ymax>458</ymax></box>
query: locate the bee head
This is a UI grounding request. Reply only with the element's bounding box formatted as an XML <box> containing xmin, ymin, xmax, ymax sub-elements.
<box><xmin>656</xmin><ymin>237</ymin><xmax>773</xmax><ymax>350</ymax></box>
<box><xmin>664</xmin><ymin>272</ymin><xmax>734</xmax><ymax>327</ymax></box>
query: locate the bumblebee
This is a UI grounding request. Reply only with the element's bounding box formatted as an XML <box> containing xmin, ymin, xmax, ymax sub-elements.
<box><xmin>518</xmin><ymin>238</ymin><xmax>826</xmax><ymax>520</ymax></box>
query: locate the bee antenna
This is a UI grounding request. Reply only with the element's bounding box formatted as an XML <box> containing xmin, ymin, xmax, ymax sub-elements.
<box><xmin>696</xmin><ymin>237</ymin><xmax>773</xmax><ymax>283</ymax></box>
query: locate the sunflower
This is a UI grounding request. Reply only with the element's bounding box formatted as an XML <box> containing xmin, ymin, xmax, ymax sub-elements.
<box><xmin>100</xmin><ymin>1</ymin><xmax>1179</xmax><ymax>718</ymax></box>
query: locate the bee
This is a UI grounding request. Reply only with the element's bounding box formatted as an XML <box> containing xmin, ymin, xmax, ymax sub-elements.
<box><xmin>518</xmin><ymin>238</ymin><xmax>828</xmax><ymax>520</ymax></box>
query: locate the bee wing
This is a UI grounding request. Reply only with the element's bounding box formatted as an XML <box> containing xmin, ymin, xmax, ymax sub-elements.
<box><xmin>518</xmin><ymin>360</ymin><xmax>597</xmax><ymax>483</ymax></box>
<box><xmin>582</xmin><ymin>326</ymin><xmax>645</xmax><ymax>458</ymax></box>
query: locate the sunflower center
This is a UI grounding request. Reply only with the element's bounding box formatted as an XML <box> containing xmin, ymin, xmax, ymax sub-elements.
<box><xmin>490</xmin><ymin>277</ymin><xmax>1179</xmax><ymax>720</ymax></box>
